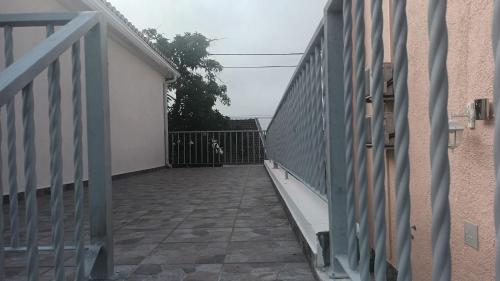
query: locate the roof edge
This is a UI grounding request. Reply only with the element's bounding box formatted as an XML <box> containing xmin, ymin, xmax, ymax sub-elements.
<box><xmin>58</xmin><ymin>0</ymin><xmax>180</xmax><ymax>80</ymax></box>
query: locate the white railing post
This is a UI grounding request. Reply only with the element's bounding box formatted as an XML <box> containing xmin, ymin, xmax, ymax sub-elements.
<box><xmin>84</xmin><ymin>18</ymin><xmax>114</xmax><ymax>279</ymax></box>
<box><xmin>324</xmin><ymin>0</ymin><xmax>350</xmax><ymax>277</ymax></box>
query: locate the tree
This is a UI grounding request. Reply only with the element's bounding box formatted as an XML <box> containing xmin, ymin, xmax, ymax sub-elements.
<box><xmin>143</xmin><ymin>29</ymin><xmax>230</xmax><ymax>131</ymax></box>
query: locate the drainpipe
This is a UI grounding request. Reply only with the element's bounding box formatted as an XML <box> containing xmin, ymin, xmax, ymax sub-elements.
<box><xmin>163</xmin><ymin>76</ymin><xmax>176</xmax><ymax>168</ymax></box>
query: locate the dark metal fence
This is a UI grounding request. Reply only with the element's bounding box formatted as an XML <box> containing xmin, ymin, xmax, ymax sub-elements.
<box><xmin>169</xmin><ymin>130</ymin><xmax>266</xmax><ymax>167</ymax></box>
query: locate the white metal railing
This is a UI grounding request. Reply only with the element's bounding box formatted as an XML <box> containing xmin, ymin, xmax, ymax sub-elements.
<box><xmin>265</xmin><ymin>21</ymin><xmax>327</xmax><ymax>197</ymax></box>
<box><xmin>266</xmin><ymin>0</ymin><xmax>500</xmax><ymax>281</ymax></box>
<box><xmin>0</xmin><ymin>12</ymin><xmax>113</xmax><ymax>280</ymax></box>
<box><xmin>169</xmin><ymin>130</ymin><xmax>266</xmax><ymax>167</ymax></box>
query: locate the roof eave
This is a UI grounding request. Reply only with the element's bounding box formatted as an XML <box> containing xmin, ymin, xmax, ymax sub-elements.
<box><xmin>58</xmin><ymin>0</ymin><xmax>180</xmax><ymax>80</ymax></box>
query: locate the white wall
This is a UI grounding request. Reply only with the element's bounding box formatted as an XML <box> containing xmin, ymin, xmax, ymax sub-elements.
<box><xmin>107</xmin><ymin>38</ymin><xmax>165</xmax><ymax>175</ymax></box>
<box><xmin>0</xmin><ymin>0</ymin><xmax>167</xmax><ymax>193</ymax></box>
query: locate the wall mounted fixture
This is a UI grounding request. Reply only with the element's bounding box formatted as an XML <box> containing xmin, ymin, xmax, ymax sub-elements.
<box><xmin>448</xmin><ymin>119</ymin><xmax>465</xmax><ymax>149</ymax></box>
<box><xmin>474</xmin><ymin>98</ymin><xmax>491</xmax><ymax>120</ymax></box>
<box><xmin>451</xmin><ymin>102</ymin><xmax>476</xmax><ymax>129</ymax></box>
<box><xmin>449</xmin><ymin>98</ymin><xmax>492</xmax><ymax>149</ymax></box>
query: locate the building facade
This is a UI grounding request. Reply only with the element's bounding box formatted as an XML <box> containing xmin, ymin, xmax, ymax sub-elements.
<box><xmin>0</xmin><ymin>0</ymin><xmax>178</xmax><ymax>192</ymax></box>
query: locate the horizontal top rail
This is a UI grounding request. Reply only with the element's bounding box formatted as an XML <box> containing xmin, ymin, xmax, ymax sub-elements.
<box><xmin>0</xmin><ymin>13</ymin><xmax>78</xmax><ymax>27</ymax></box>
<box><xmin>0</xmin><ymin>12</ymin><xmax>100</xmax><ymax>106</ymax></box>
<box><xmin>169</xmin><ymin>130</ymin><xmax>265</xmax><ymax>133</ymax></box>
<box><xmin>267</xmin><ymin>19</ymin><xmax>325</xmax><ymax>130</ymax></box>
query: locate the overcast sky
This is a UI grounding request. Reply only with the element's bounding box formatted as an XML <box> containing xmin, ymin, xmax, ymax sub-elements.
<box><xmin>108</xmin><ymin>0</ymin><xmax>328</xmax><ymax>118</ymax></box>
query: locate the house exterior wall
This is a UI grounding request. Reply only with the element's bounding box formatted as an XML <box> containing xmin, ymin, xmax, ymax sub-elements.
<box><xmin>0</xmin><ymin>0</ymin><xmax>167</xmax><ymax>193</ymax></box>
<box><xmin>359</xmin><ymin>1</ymin><xmax>495</xmax><ymax>280</ymax></box>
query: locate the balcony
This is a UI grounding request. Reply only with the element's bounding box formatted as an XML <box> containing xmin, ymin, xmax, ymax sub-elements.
<box><xmin>4</xmin><ymin>166</ymin><xmax>317</xmax><ymax>280</ymax></box>
<box><xmin>3</xmin><ymin>0</ymin><xmax>500</xmax><ymax>280</ymax></box>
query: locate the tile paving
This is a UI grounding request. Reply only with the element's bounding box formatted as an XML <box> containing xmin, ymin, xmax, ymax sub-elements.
<box><xmin>4</xmin><ymin>165</ymin><xmax>316</xmax><ymax>280</ymax></box>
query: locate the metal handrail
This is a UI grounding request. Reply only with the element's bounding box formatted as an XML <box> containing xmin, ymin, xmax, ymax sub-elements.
<box><xmin>267</xmin><ymin>20</ymin><xmax>325</xmax><ymax>130</ymax></box>
<box><xmin>0</xmin><ymin>12</ymin><xmax>99</xmax><ymax>104</ymax></box>
<box><xmin>0</xmin><ymin>12</ymin><xmax>113</xmax><ymax>280</ymax></box>
<box><xmin>169</xmin><ymin>129</ymin><xmax>266</xmax><ymax>133</ymax></box>
<box><xmin>266</xmin><ymin>20</ymin><xmax>327</xmax><ymax>197</ymax></box>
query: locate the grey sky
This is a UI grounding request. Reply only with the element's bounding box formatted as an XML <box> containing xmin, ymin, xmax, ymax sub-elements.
<box><xmin>108</xmin><ymin>0</ymin><xmax>328</xmax><ymax>118</ymax></box>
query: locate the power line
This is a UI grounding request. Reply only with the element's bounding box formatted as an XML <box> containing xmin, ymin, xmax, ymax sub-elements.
<box><xmin>210</xmin><ymin>52</ymin><xmax>304</xmax><ymax>56</ymax></box>
<box><xmin>223</xmin><ymin>65</ymin><xmax>297</xmax><ymax>69</ymax></box>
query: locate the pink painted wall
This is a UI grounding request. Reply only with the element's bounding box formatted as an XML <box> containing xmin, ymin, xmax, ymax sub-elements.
<box><xmin>359</xmin><ymin>0</ymin><xmax>496</xmax><ymax>280</ymax></box>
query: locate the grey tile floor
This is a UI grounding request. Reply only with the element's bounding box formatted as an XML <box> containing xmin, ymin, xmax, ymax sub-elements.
<box><xmin>4</xmin><ymin>165</ymin><xmax>316</xmax><ymax>281</ymax></box>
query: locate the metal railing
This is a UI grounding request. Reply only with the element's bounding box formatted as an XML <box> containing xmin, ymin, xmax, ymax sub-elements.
<box><xmin>0</xmin><ymin>12</ymin><xmax>113</xmax><ymax>280</ymax></box>
<box><xmin>266</xmin><ymin>0</ymin><xmax>500</xmax><ymax>280</ymax></box>
<box><xmin>169</xmin><ymin>130</ymin><xmax>266</xmax><ymax>167</ymax></box>
<box><xmin>265</xmin><ymin>22</ymin><xmax>327</xmax><ymax>197</ymax></box>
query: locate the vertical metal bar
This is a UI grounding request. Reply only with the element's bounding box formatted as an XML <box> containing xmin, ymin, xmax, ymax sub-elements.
<box><xmin>258</xmin><ymin>131</ymin><xmax>262</xmax><ymax>162</ymax></box>
<box><xmin>252</xmin><ymin>131</ymin><xmax>256</xmax><ymax>163</ymax></box>
<box><xmin>46</xmin><ymin>25</ymin><xmax>65</xmax><ymax>281</ymax></box>
<box><xmin>71</xmin><ymin>40</ymin><xmax>85</xmax><ymax>281</ymax></box>
<box><xmin>224</xmin><ymin>132</ymin><xmax>227</xmax><ymax>164</ymax></box>
<box><xmin>303</xmin><ymin>58</ymin><xmax>314</xmax><ymax>186</ymax></box>
<box><xmin>84</xmin><ymin>20</ymin><xmax>114</xmax><ymax>279</ymax></box>
<box><xmin>315</xmin><ymin>45</ymin><xmax>325</xmax><ymax>193</ymax></box>
<box><xmin>4</xmin><ymin>25</ymin><xmax>20</xmax><ymax>248</ymax></box>
<box><xmin>491</xmin><ymin>0</ymin><xmax>500</xmax><ymax>281</ymax></box>
<box><xmin>324</xmin><ymin>5</ymin><xmax>350</xmax><ymax>277</ymax></box>
<box><xmin>189</xmin><ymin>133</ymin><xmax>192</xmax><ymax>165</ymax></box>
<box><xmin>177</xmin><ymin>132</ymin><xmax>180</xmax><ymax>165</ymax></box>
<box><xmin>370</xmin><ymin>0</ymin><xmax>387</xmax><ymax>280</ymax></box>
<box><xmin>247</xmin><ymin>131</ymin><xmax>250</xmax><ymax>163</ymax></box>
<box><xmin>207</xmin><ymin>132</ymin><xmax>209</xmax><ymax>165</ymax></box>
<box><xmin>170</xmin><ymin>133</ymin><xmax>173</xmax><ymax>165</ymax></box>
<box><xmin>212</xmin><ymin>132</ymin><xmax>215</xmax><ymax>167</ymax></box>
<box><xmin>0</xmin><ymin>108</ymin><xmax>5</xmax><ymax>281</ymax></box>
<box><xmin>393</xmin><ymin>0</ymin><xmax>413</xmax><ymax>279</ymax></box>
<box><xmin>493</xmin><ymin>2</ymin><xmax>500</xmax><ymax>278</ymax></box>
<box><xmin>241</xmin><ymin>131</ymin><xmax>244</xmax><ymax>164</ymax></box>
<box><xmin>183</xmin><ymin>132</ymin><xmax>186</xmax><ymax>165</ymax></box>
<box><xmin>22</xmin><ymin>81</ymin><xmax>38</xmax><ymax>281</ymax></box>
<box><xmin>428</xmin><ymin>0</ymin><xmax>451</xmax><ymax>280</ymax></box>
<box><xmin>342</xmin><ymin>0</ymin><xmax>358</xmax><ymax>270</ymax></box>
<box><xmin>235</xmin><ymin>132</ymin><xmax>238</xmax><ymax>163</ymax></box>
<box><xmin>218</xmin><ymin>132</ymin><xmax>221</xmax><ymax>164</ymax></box>
<box><xmin>353</xmin><ymin>0</ymin><xmax>370</xmax><ymax>278</ymax></box>
<box><xmin>195</xmin><ymin>133</ymin><xmax>198</xmax><ymax>164</ymax></box>
<box><xmin>231</xmin><ymin>132</ymin><xmax>234</xmax><ymax>163</ymax></box>
<box><xmin>47</xmin><ymin>25</ymin><xmax>64</xmax><ymax>281</ymax></box>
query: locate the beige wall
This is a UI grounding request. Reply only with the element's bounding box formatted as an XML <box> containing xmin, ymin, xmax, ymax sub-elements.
<box><xmin>0</xmin><ymin>0</ymin><xmax>167</xmax><ymax>193</ymax></box>
<box><xmin>359</xmin><ymin>1</ymin><xmax>495</xmax><ymax>280</ymax></box>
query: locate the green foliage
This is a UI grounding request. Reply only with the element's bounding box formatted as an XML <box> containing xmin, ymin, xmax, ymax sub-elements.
<box><xmin>143</xmin><ymin>29</ymin><xmax>230</xmax><ymax>131</ymax></box>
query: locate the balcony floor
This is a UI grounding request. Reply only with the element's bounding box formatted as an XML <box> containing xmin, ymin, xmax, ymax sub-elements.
<box><xmin>5</xmin><ymin>165</ymin><xmax>316</xmax><ymax>280</ymax></box>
